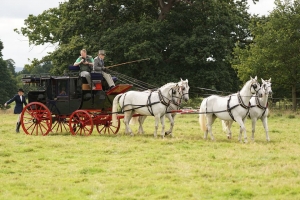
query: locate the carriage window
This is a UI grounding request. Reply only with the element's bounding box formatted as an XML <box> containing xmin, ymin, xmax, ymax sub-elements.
<box><xmin>57</xmin><ymin>80</ymin><xmax>68</xmax><ymax>96</ymax></box>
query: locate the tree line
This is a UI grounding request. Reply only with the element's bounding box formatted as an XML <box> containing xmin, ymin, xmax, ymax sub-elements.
<box><xmin>2</xmin><ymin>0</ymin><xmax>300</xmax><ymax>110</ymax></box>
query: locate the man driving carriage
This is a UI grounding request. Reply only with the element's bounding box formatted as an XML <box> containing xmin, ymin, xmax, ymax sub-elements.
<box><xmin>73</xmin><ymin>49</ymin><xmax>94</xmax><ymax>88</ymax></box>
<box><xmin>93</xmin><ymin>50</ymin><xmax>115</xmax><ymax>90</ymax></box>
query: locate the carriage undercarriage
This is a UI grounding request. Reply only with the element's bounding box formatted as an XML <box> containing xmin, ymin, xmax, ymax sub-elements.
<box><xmin>20</xmin><ymin>101</ymin><xmax>147</xmax><ymax>136</ymax></box>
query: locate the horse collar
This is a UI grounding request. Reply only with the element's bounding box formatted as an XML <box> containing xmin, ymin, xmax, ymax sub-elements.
<box><xmin>158</xmin><ymin>90</ymin><xmax>170</xmax><ymax>107</ymax></box>
<box><xmin>255</xmin><ymin>97</ymin><xmax>268</xmax><ymax>118</ymax></box>
<box><xmin>238</xmin><ymin>92</ymin><xmax>250</xmax><ymax>109</ymax></box>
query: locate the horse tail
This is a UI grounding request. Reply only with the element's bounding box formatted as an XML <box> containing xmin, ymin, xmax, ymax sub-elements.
<box><xmin>199</xmin><ymin>98</ymin><xmax>207</xmax><ymax>132</ymax></box>
<box><xmin>112</xmin><ymin>93</ymin><xmax>123</xmax><ymax>127</ymax></box>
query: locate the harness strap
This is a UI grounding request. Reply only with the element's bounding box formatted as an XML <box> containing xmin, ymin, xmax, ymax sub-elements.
<box><xmin>121</xmin><ymin>93</ymin><xmax>127</xmax><ymax>113</ymax></box>
<box><xmin>238</xmin><ymin>92</ymin><xmax>251</xmax><ymax>120</ymax></box>
<box><xmin>147</xmin><ymin>91</ymin><xmax>154</xmax><ymax>116</ymax></box>
<box><xmin>227</xmin><ymin>95</ymin><xmax>237</xmax><ymax>121</ymax></box>
<box><xmin>238</xmin><ymin>92</ymin><xmax>250</xmax><ymax>109</ymax></box>
<box><xmin>119</xmin><ymin>90</ymin><xmax>175</xmax><ymax>115</ymax></box>
<box><xmin>158</xmin><ymin>90</ymin><xmax>170</xmax><ymax>107</ymax></box>
<box><xmin>255</xmin><ymin>96</ymin><xmax>268</xmax><ymax>118</ymax></box>
<box><xmin>226</xmin><ymin>93</ymin><xmax>251</xmax><ymax>121</ymax></box>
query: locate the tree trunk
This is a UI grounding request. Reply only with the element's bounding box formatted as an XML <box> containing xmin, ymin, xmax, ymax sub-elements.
<box><xmin>158</xmin><ymin>0</ymin><xmax>176</xmax><ymax>21</ymax></box>
<box><xmin>292</xmin><ymin>84</ymin><xmax>297</xmax><ymax>111</ymax></box>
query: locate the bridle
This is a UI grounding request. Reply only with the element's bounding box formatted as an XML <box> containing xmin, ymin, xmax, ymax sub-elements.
<box><xmin>250</xmin><ymin>82</ymin><xmax>261</xmax><ymax>95</ymax></box>
<box><xmin>170</xmin><ymin>85</ymin><xmax>185</xmax><ymax>106</ymax></box>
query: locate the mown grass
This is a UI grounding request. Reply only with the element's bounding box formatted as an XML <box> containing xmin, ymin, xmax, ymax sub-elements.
<box><xmin>1</xmin><ymin>109</ymin><xmax>300</xmax><ymax>200</ymax></box>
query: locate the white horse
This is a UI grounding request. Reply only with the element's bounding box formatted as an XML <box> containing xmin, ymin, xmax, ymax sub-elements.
<box><xmin>222</xmin><ymin>78</ymin><xmax>272</xmax><ymax>141</ymax></box>
<box><xmin>112</xmin><ymin>80</ymin><xmax>188</xmax><ymax>138</ymax></box>
<box><xmin>199</xmin><ymin>76</ymin><xmax>262</xmax><ymax>142</ymax></box>
<box><xmin>130</xmin><ymin>79</ymin><xmax>190</xmax><ymax>137</ymax></box>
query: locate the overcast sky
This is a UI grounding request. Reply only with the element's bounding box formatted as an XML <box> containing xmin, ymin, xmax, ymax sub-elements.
<box><xmin>0</xmin><ymin>0</ymin><xmax>276</xmax><ymax>71</ymax></box>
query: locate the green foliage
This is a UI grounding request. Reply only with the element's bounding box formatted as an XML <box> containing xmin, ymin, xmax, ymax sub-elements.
<box><xmin>15</xmin><ymin>0</ymin><xmax>254</xmax><ymax>94</ymax></box>
<box><xmin>232</xmin><ymin>0</ymin><xmax>300</xmax><ymax>101</ymax></box>
<box><xmin>0</xmin><ymin>40</ymin><xmax>18</xmax><ymax>107</ymax></box>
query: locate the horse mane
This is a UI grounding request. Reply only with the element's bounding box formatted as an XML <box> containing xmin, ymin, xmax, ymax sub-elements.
<box><xmin>159</xmin><ymin>82</ymin><xmax>177</xmax><ymax>90</ymax></box>
<box><xmin>240</xmin><ymin>78</ymin><xmax>254</xmax><ymax>93</ymax></box>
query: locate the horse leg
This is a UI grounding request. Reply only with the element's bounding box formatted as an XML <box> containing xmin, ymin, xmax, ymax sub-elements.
<box><xmin>138</xmin><ymin>116</ymin><xmax>147</xmax><ymax>134</ymax></box>
<box><xmin>153</xmin><ymin>115</ymin><xmax>160</xmax><ymax>138</ymax></box>
<box><xmin>165</xmin><ymin>113</ymin><xmax>175</xmax><ymax>137</ymax></box>
<box><xmin>261</xmin><ymin>117</ymin><xmax>270</xmax><ymax>142</ymax></box>
<box><xmin>225</xmin><ymin>121</ymin><xmax>233</xmax><ymax>139</ymax></box>
<box><xmin>160</xmin><ymin>115</ymin><xmax>165</xmax><ymax>138</ymax></box>
<box><xmin>251</xmin><ymin>118</ymin><xmax>257</xmax><ymax>141</ymax></box>
<box><xmin>206</xmin><ymin>114</ymin><xmax>215</xmax><ymax>140</ymax></box>
<box><xmin>236</xmin><ymin>118</ymin><xmax>247</xmax><ymax>143</ymax></box>
<box><xmin>123</xmin><ymin>111</ymin><xmax>134</xmax><ymax>136</ymax></box>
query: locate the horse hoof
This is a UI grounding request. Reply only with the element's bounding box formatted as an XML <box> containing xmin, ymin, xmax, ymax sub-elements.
<box><xmin>165</xmin><ymin>132</ymin><xmax>171</xmax><ymax>136</ymax></box>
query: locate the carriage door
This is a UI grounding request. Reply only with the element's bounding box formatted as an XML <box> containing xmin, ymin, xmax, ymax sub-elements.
<box><xmin>54</xmin><ymin>78</ymin><xmax>70</xmax><ymax>115</ymax></box>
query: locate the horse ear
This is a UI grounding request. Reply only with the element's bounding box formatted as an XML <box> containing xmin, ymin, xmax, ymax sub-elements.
<box><xmin>269</xmin><ymin>78</ymin><xmax>271</xmax><ymax>82</ymax></box>
<box><xmin>254</xmin><ymin>76</ymin><xmax>257</xmax><ymax>80</ymax></box>
<box><xmin>261</xmin><ymin>78</ymin><xmax>265</xmax><ymax>83</ymax></box>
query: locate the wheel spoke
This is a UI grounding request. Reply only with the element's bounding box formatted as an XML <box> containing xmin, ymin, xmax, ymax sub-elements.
<box><xmin>69</xmin><ymin>110</ymin><xmax>93</xmax><ymax>136</ymax></box>
<box><xmin>21</xmin><ymin>102</ymin><xmax>52</xmax><ymax>135</ymax></box>
<box><xmin>96</xmin><ymin>118</ymin><xmax>120</xmax><ymax>135</ymax></box>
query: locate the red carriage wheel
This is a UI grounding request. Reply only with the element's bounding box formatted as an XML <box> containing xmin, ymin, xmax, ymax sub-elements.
<box><xmin>96</xmin><ymin>116</ymin><xmax>120</xmax><ymax>134</ymax></box>
<box><xmin>51</xmin><ymin>115</ymin><xmax>69</xmax><ymax>133</ymax></box>
<box><xmin>20</xmin><ymin>102</ymin><xmax>52</xmax><ymax>136</ymax></box>
<box><xmin>69</xmin><ymin>110</ymin><xmax>93</xmax><ymax>136</ymax></box>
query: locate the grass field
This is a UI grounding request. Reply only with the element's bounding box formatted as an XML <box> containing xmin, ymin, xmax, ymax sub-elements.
<box><xmin>1</xmin><ymin>109</ymin><xmax>300</xmax><ymax>200</ymax></box>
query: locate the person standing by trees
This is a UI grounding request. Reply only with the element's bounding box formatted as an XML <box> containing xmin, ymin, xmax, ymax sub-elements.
<box><xmin>93</xmin><ymin>50</ymin><xmax>115</xmax><ymax>90</ymax></box>
<box><xmin>4</xmin><ymin>88</ymin><xmax>27</xmax><ymax>133</ymax></box>
<box><xmin>73</xmin><ymin>49</ymin><xmax>94</xmax><ymax>88</ymax></box>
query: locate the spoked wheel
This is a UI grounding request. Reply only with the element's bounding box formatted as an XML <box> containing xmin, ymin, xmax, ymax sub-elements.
<box><xmin>69</xmin><ymin>110</ymin><xmax>93</xmax><ymax>136</ymax></box>
<box><xmin>51</xmin><ymin>115</ymin><xmax>69</xmax><ymax>133</ymax></box>
<box><xmin>96</xmin><ymin>116</ymin><xmax>120</xmax><ymax>134</ymax></box>
<box><xmin>20</xmin><ymin>102</ymin><xmax>52</xmax><ymax>136</ymax></box>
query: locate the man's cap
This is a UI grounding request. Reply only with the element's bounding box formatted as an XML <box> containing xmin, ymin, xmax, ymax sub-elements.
<box><xmin>98</xmin><ymin>50</ymin><xmax>106</xmax><ymax>55</ymax></box>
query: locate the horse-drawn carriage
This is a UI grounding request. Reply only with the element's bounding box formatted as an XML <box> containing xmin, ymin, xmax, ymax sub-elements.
<box><xmin>20</xmin><ymin>66</ymin><xmax>190</xmax><ymax>137</ymax></box>
<box><xmin>20</xmin><ymin>66</ymin><xmax>133</xmax><ymax>136</ymax></box>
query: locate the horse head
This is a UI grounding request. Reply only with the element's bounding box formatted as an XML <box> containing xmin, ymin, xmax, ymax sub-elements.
<box><xmin>261</xmin><ymin>78</ymin><xmax>272</xmax><ymax>97</ymax></box>
<box><xmin>178</xmin><ymin>78</ymin><xmax>190</xmax><ymax>102</ymax></box>
<box><xmin>249</xmin><ymin>76</ymin><xmax>263</xmax><ymax>97</ymax></box>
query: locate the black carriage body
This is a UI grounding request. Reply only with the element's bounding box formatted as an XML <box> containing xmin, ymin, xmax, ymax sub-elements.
<box><xmin>22</xmin><ymin>74</ymin><xmax>132</xmax><ymax>115</ymax></box>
